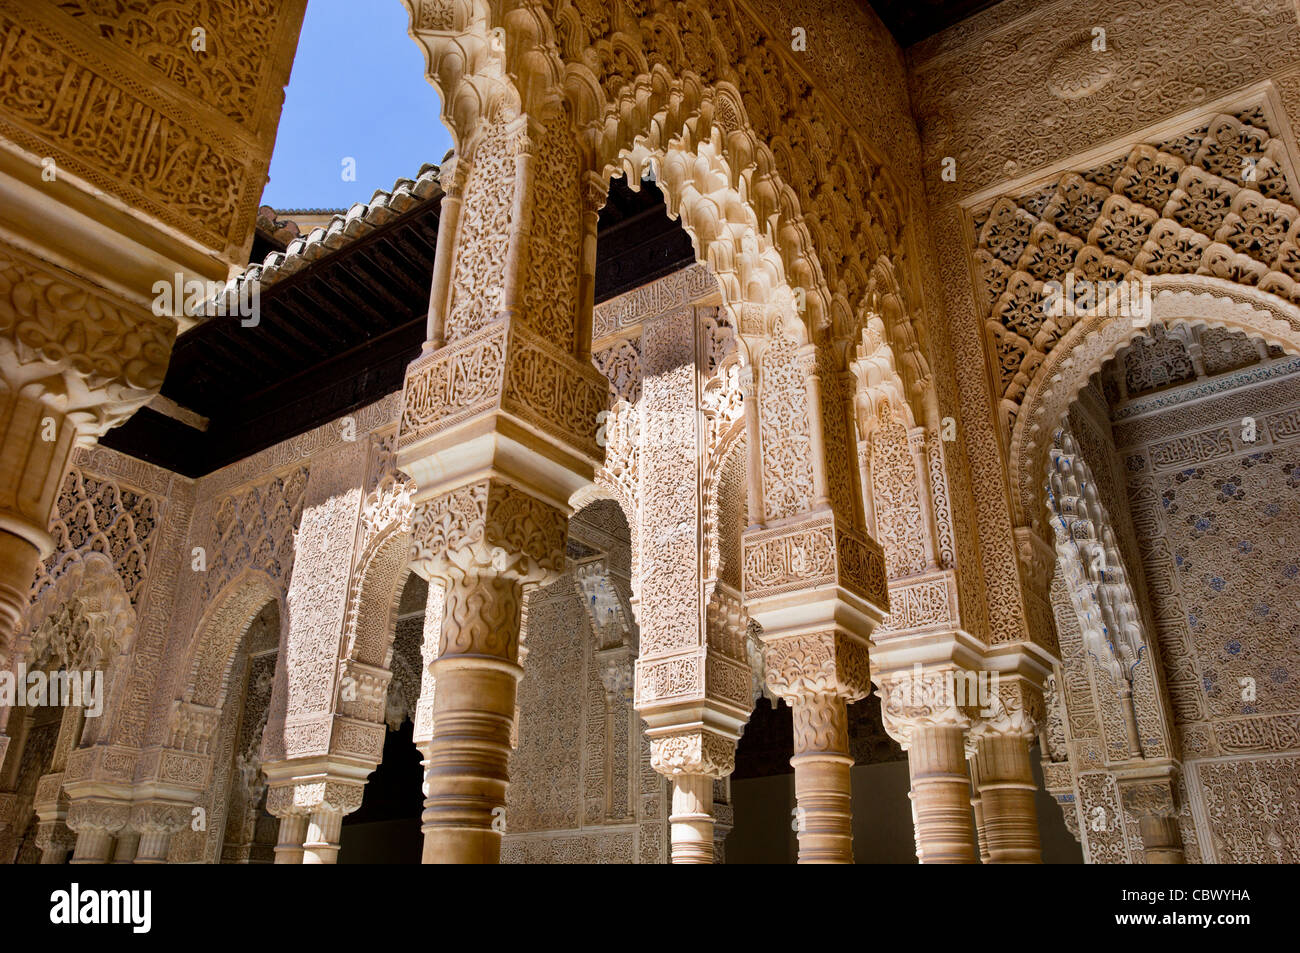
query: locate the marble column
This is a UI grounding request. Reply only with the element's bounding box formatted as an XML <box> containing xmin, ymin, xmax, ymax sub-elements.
<box><xmin>970</xmin><ymin>677</ymin><xmax>1046</xmax><ymax>864</ymax></box>
<box><xmin>764</xmin><ymin>632</ymin><xmax>871</xmax><ymax>864</ymax></box>
<box><xmin>878</xmin><ymin>664</ymin><xmax>979</xmax><ymax>864</ymax></box>
<box><xmin>66</xmin><ymin>799</ymin><xmax>129</xmax><ymax>864</ymax></box>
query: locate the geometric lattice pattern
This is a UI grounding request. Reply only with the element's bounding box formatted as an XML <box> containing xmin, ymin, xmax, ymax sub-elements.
<box><xmin>974</xmin><ymin>108</ymin><xmax>1300</xmax><ymax>428</ymax></box>
<box><xmin>34</xmin><ymin>468</ymin><xmax>162</xmax><ymax>608</ymax></box>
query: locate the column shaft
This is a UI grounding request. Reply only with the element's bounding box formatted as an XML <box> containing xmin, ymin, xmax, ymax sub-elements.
<box><xmin>790</xmin><ymin>693</ymin><xmax>854</xmax><ymax>864</ymax></box>
<box><xmin>135</xmin><ymin>831</ymin><xmax>172</xmax><ymax>864</ymax></box>
<box><xmin>421</xmin><ymin>655</ymin><xmax>520</xmax><ymax>864</ymax></box>
<box><xmin>112</xmin><ymin>830</ymin><xmax>139</xmax><ymax>863</ymax></box>
<box><xmin>669</xmin><ymin>775</ymin><xmax>715</xmax><ymax>864</ymax></box>
<box><xmin>302</xmin><ymin>809</ymin><xmax>344</xmax><ymax>864</ymax></box>
<box><xmin>975</xmin><ymin>733</ymin><xmax>1042</xmax><ymax>863</ymax></box>
<box><xmin>969</xmin><ymin>756</ymin><xmax>991</xmax><ymax>864</ymax></box>
<box><xmin>907</xmin><ymin>724</ymin><xmax>977</xmax><ymax>863</ymax></box>
<box><xmin>274</xmin><ymin>815</ymin><xmax>308</xmax><ymax>865</ymax></box>
<box><xmin>70</xmin><ymin>829</ymin><xmax>114</xmax><ymax>864</ymax></box>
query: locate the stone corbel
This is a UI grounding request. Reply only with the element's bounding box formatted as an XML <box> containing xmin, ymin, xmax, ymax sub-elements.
<box><xmin>597</xmin><ymin>647</ymin><xmax>635</xmax><ymax>706</ymax></box>
<box><xmin>335</xmin><ymin>658</ymin><xmax>392</xmax><ymax>723</ymax></box>
<box><xmin>574</xmin><ymin>557</ymin><xmax>635</xmax><ymax>652</ymax></box>
<box><xmin>34</xmin><ymin>819</ymin><xmax>78</xmax><ymax>864</ymax></box>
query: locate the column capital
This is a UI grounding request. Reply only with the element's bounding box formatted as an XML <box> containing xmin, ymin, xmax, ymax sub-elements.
<box><xmin>583</xmin><ymin>171</ymin><xmax>609</xmax><ymax>212</ymax></box>
<box><xmin>763</xmin><ymin>630</ymin><xmax>871</xmax><ymax>704</ymax></box>
<box><xmin>438</xmin><ymin>156</ymin><xmax>468</xmax><ymax>198</ymax></box>
<box><xmin>65</xmin><ymin>798</ymin><xmax>130</xmax><ymax>835</ymax></box>
<box><xmin>129</xmin><ymin>801</ymin><xmax>192</xmax><ymax>835</ymax></box>
<box><xmin>737</xmin><ymin>362</ymin><xmax>757</xmax><ymax>396</ymax></box>
<box><xmin>34</xmin><ymin>821</ymin><xmax>77</xmax><ymax>856</ymax></box>
<box><xmin>410</xmin><ymin>477</ymin><xmax>568</xmax><ymax>590</ymax></box>
<box><xmin>970</xmin><ymin>674</ymin><xmax>1046</xmax><ymax>742</ymax></box>
<box><xmin>876</xmin><ymin>663</ymin><xmax>979</xmax><ymax>749</ymax></box>
<box><xmin>795</xmin><ymin>343</ymin><xmax>820</xmax><ymax>377</ymax></box>
<box><xmin>265</xmin><ymin>777</ymin><xmax>365</xmax><ymax>819</ymax></box>
<box><xmin>649</xmin><ymin>728</ymin><xmax>736</xmax><ymax>779</ymax></box>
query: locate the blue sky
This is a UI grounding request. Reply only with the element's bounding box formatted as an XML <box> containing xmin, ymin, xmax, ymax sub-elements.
<box><xmin>260</xmin><ymin>0</ymin><xmax>453</xmax><ymax>211</ymax></box>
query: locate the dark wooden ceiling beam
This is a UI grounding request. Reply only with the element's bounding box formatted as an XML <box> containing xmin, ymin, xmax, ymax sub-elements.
<box><xmin>346</xmin><ymin>250</ymin><xmax>417</xmax><ymax>314</ymax></box>
<box><xmin>282</xmin><ymin>287</ymin><xmax>353</xmax><ymax>350</ymax></box>
<box><xmin>312</xmin><ymin>275</ymin><xmax>388</xmax><ymax>338</ymax></box>
<box><xmin>298</xmin><ymin>283</ymin><xmax>370</xmax><ymax>339</ymax></box>
<box><xmin>362</xmin><ymin>243</ymin><xmax>430</xmax><ymax>302</ymax></box>
<box><xmin>258</xmin><ymin>302</ymin><xmax>334</xmax><ymax>361</ymax></box>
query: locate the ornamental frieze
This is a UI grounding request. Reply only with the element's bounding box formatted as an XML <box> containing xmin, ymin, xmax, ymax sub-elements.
<box><xmin>742</xmin><ymin>514</ymin><xmax>888</xmax><ymax>611</ymax></box>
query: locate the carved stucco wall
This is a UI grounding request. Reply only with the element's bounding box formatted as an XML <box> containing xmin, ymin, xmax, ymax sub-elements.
<box><xmin>0</xmin><ymin>393</ymin><xmax>410</xmax><ymax>862</ymax></box>
<box><xmin>1047</xmin><ymin>353</ymin><xmax>1300</xmax><ymax>862</ymax></box>
<box><xmin>1116</xmin><ymin>359</ymin><xmax>1300</xmax><ymax>861</ymax></box>
<box><xmin>0</xmin><ymin>0</ymin><xmax>306</xmax><ymax>264</ymax></box>
<box><xmin>910</xmin><ymin>0</ymin><xmax>1300</xmax><ymax>203</ymax></box>
<box><xmin>503</xmin><ymin>501</ymin><xmax>668</xmax><ymax>864</ymax></box>
<box><xmin>0</xmin><ymin>445</ymin><xmax>186</xmax><ymax>768</ymax></box>
<box><xmin>909</xmin><ymin>0</ymin><xmax>1300</xmax><ymax>653</ymax></box>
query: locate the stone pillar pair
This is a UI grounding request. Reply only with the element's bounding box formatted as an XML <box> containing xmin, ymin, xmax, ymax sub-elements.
<box><xmin>57</xmin><ymin>776</ymin><xmax>193</xmax><ymax>864</ymax></box>
<box><xmin>266</xmin><ymin>776</ymin><xmax>365</xmax><ymax>864</ymax></box>
<box><xmin>879</xmin><ymin>663</ymin><xmax>1048</xmax><ymax>863</ymax></box>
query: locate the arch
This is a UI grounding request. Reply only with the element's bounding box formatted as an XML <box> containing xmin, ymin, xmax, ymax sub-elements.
<box><xmin>179</xmin><ymin>570</ymin><xmax>282</xmax><ymax>712</ymax></box>
<box><xmin>703</xmin><ymin>424</ymin><xmax>747</xmax><ymax>592</ymax></box>
<box><xmin>19</xmin><ymin>551</ymin><xmax>134</xmax><ymax>668</ymax></box>
<box><xmin>211</xmin><ymin>600</ymin><xmax>281</xmax><ymax>864</ymax></box>
<box><xmin>1044</xmin><ymin>428</ymin><xmax>1166</xmax><ymax>766</ymax></box>
<box><xmin>1046</xmin><ymin>429</ymin><xmax>1146</xmax><ymax>686</ymax></box>
<box><xmin>404</xmin><ymin>1</ymin><xmax>927</xmax><ymax>524</ymax></box>
<box><xmin>343</xmin><ymin>525</ymin><xmax>415</xmax><ymax>671</ymax></box>
<box><xmin>13</xmin><ymin>552</ymin><xmax>136</xmax><ymax>748</ymax></box>
<box><xmin>328</xmin><ymin>473</ymin><xmax>414</xmax><ymax>760</ymax></box>
<box><xmin>1010</xmin><ymin>274</ymin><xmax>1300</xmax><ymax>531</ymax></box>
<box><xmin>0</xmin><ymin>552</ymin><xmax>136</xmax><ymax>861</ymax></box>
